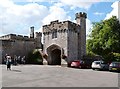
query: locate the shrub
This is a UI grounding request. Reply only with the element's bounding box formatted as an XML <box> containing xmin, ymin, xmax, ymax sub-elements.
<box><xmin>27</xmin><ymin>49</ymin><xmax>43</xmax><ymax>64</ymax></box>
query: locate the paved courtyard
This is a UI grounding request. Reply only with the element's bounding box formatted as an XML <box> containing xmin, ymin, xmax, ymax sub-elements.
<box><xmin>1</xmin><ymin>64</ymin><xmax>119</xmax><ymax>87</ymax></box>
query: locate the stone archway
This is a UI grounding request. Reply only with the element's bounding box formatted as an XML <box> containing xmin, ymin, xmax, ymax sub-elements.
<box><xmin>51</xmin><ymin>49</ymin><xmax>61</xmax><ymax>65</ymax></box>
<box><xmin>47</xmin><ymin>44</ymin><xmax>62</xmax><ymax>65</ymax></box>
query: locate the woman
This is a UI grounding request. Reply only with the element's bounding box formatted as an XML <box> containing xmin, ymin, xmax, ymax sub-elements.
<box><xmin>6</xmin><ymin>56</ymin><xmax>12</xmax><ymax>70</ymax></box>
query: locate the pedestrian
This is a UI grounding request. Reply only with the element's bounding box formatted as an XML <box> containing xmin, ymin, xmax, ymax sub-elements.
<box><xmin>6</xmin><ymin>55</ymin><xmax>12</xmax><ymax>70</ymax></box>
<box><xmin>21</xmin><ymin>56</ymin><xmax>25</xmax><ymax>64</ymax></box>
<box><xmin>17</xmin><ymin>56</ymin><xmax>21</xmax><ymax>64</ymax></box>
<box><xmin>13</xmin><ymin>55</ymin><xmax>17</xmax><ymax>65</ymax></box>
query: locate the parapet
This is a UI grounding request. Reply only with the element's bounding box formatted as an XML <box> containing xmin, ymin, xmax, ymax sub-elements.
<box><xmin>0</xmin><ymin>34</ymin><xmax>35</xmax><ymax>41</ymax></box>
<box><xmin>75</xmin><ymin>12</ymin><xmax>87</xmax><ymax>19</ymax></box>
<box><xmin>35</xmin><ymin>32</ymin><xmax>42</xmax><ymax>38</ymax></box>
<box><xmin>50</xmin><ymin>20</ymin><xmax>59</xmax><ymax>24</ymax></box>
<box><xmin>43</xmin><ymin>20</ymin><xmax>79</xmax><ymax>34</ymax></box>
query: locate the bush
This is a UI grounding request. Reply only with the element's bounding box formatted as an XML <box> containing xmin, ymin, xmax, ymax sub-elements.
<box><xmin>27</xmin><ymin>49</ymin><xmax>43</xmax><ymax>64</ymax></box>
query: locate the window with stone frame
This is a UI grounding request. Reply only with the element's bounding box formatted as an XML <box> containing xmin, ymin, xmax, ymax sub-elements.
<box><xmin>52</xmin><ymin>29</ymin><xmax>57</xmax><ymax>39</ymax></box>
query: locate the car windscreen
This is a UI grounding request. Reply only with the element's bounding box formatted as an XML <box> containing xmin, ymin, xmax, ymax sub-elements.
<box><xmin>95</xmin><ymin>62</ymin><xmax>100</xmax><ymax>64</ymax></box>
<box><xmin>113</xmin><ymin>63</ymin><xmax>120</xmax><ymax>67</ymax></box>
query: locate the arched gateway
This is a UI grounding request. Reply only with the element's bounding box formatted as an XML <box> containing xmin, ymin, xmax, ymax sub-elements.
<box><xmin>47</xmin><ymin>44</ymin><xmax>61</xmax><ymax>65</ymax></box>
<box><xmin>43</xmin><ymin>12</ymin><xmax>87</xmax><ymax>66</ymax></box>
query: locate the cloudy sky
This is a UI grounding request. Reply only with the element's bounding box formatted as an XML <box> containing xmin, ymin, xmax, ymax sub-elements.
<box><xmin>0</xmin><ymin>0</ymin><xmax>119</xmax><ymax>36</ymax></box>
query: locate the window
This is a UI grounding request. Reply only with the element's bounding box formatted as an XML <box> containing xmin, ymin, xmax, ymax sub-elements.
<box><xmin>52</xmin><ymin>29</ymin><xmax>57</xmax><ymax>39</ymax></box>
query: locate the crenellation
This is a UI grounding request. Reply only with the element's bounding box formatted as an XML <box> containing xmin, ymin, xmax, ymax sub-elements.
<box><xmin>0</xmin><ymin>33</ymin><xmax>37</xmax><ymax>41</ymax></box>
<box><xmin>43</xmin><ymin>20</ymin><xmax>79</xmax><ymax>34</ymax></box>
<box><xmin>75</xmin><ymin>12</ymin><xmax>87</xmax><ymax>20</ymax></box>
<box><xmin>50</xmin><ymin>20</ymin><xmax>59</xmax><ymax>25</ymax></box>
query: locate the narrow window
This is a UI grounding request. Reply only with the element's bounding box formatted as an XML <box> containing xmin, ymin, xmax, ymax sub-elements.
<box><xmin>52</xmin><ymin>29</ymin><xmax>57</xmax><ymax>39</ymax></box>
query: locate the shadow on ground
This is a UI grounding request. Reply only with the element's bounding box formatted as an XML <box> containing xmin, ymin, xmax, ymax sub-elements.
<box><xmin>12</xmin><ymin>70</ymin><xmax>22</xmax><ymax>72</ymax></box>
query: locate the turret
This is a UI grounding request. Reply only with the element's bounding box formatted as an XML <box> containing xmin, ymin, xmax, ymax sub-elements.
<box><xmin>30</xmin><ymin>26</ymin><xmax>34</xmax><ymax>38</ymax></box>
<box><xmin>75</xmin><ymin>12</ymin><xmax>87</xmax><ymax>25</ymax></box>
<box><xmin>75</xmin><ymin>12</ymin><xmax>87</xmax><ymax>59</ymax></box>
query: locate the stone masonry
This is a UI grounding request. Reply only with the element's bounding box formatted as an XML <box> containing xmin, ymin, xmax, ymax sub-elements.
<box><xmin>0</xmin><ymin>27</ymin><xmax>42</xmax><ymax>63</ymax></box>
<box><xmin>43</xmin><ymin>12</ymin><xmax>87</xmax><ymax>65</ymax></box>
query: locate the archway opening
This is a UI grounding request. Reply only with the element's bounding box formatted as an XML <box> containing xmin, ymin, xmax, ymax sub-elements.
<box><xmin>51</xmin><ymin>49</ymin><xmax>61</xmax><ymax>65</ymax></box>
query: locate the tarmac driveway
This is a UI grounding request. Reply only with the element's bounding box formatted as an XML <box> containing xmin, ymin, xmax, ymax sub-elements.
<box><xmin>1</xmin><ymin>65</ymin><xmax>119</xmax><ymax>87</ymax></box>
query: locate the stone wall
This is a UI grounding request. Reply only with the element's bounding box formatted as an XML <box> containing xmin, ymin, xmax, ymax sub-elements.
<box><xmin>43</xmin><ymin>29</ymin><xmax>68</xmax><ymax>56</ymax></box>
<box><xmin>1</xmin><ymin>39</ymin><xmax>36</xmax><ymax>60</ymax></box>
<box><xmin>43</xmin><ymin>20</ymin><xmax>82</xmax><ymax>62</ymax></box>
<box><xmin>1</xmin><ymin>31</ymin><xmax>42</xmax><ymax>62</ymax></box>
<box><xmin>0</xmin><ymin>34</ymin><xmax>34</xmax><ymax>41</ymax></box>
<box><xmin>67</xmin><ymin>30</ymin><xmax>78</xmax><ymax>62</ymax></box>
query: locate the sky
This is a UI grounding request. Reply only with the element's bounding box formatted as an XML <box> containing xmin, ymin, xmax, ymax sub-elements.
<box><xmin>0</xmin><ymin>0</ymin><xmax>120</xmax><ymax>37</ymax></box>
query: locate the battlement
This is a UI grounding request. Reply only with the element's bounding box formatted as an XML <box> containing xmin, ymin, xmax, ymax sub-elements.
<box><xmin>35</xmin><ymin>32</ymin><xmax>42</xmax><ymax>38</ymax></box>
<box><xmin>0</xmin><ymin>34</ymin><xmax>34</xmax><ymax>41</ymax></box>
<box><xmin>50</xmin><ymin>20</ymin><xmax>59</xmax><ymax>24</ymax></box>
<box><xmin>75</xmin><ymin>12</ymin><xmax>87</xmax><ymax>19</ymax></box>
<box><xmin>43</xmin><ymin>20</ymin><xmax>79</xmax><ymax>34</ymax></box>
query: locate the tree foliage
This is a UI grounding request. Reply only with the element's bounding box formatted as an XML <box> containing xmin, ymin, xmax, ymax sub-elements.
<box><xmin>27</xmin><ymin>49</ymin><xmax>43</xmax><ymax>64</ymax></box>
<box><xmin>87</xmin><ymin>16</ymin><xmax>120</xmax><ymax>62</ymax></box>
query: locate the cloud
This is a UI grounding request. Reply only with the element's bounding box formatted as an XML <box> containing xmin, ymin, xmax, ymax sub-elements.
<box><xmin>105</xmin><ymin>1</ymin><xmax>119</xmax><ymax>20</ymax></box>
<box><xmin>94</xmin><ymin>12</ymin><xmax>104</xmax><ymax>16</ymax></box>
<box><xmin>0</xmin><ymin>0</ymin><xmax>48</xmax><ymax>36</ymax></box>
<box><xmin>59</xmin><ymin>0</ymin><xmax>97</xmax><ymax>10</ymax></box>
<box><xmin>86</xmin><ymin>19</ymin><xmax>92</xmax><ymax>37</ymax></box>
<box><xmin>42</xmin><ymin>5</ymin><xmax>71</xmax><ymax>25</ymax></box>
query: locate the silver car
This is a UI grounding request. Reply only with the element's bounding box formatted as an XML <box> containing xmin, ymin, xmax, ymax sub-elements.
<box><xmin>91</xmin><ymin>61</ymin><xmax>109</xmax><ymax>70</ymax></box>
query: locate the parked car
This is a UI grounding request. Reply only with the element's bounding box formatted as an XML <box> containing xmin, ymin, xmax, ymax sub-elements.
<box><xmin>70</xmin><ymin>60</ymin><xmax>80</xmax><ymax>68</ymax></box>
<box><xmin>109</xmin><ymin>62</ymin><xmax>120</xmax><ymax>72</ymax></box>
<box><xmin>68</xmin><ymin>60</ymin><xmax>91</xmax><ymax>68</ymax></box>
<box><xmin>79</xmin><ymin>60</ymin><xmax>91</xmax><ymax>69</ymax></box>
<box><xmin>91</xmin><ymin>61</ymin><xmax>109</xmax><ymax>70</ymax></box>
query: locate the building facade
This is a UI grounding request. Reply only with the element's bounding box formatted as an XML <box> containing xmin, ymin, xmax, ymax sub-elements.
<box><xmin>0</xmin><ymin>27</ymin><xmax>42</xmax><ymax>63</ymax></box>
<box><xmin>43</xmin><ymin>12</ymin><xmax>87</xmax><ymax>65</ymax></box>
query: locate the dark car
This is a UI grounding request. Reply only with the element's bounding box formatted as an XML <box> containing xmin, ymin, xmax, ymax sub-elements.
<box><xmin>109</xmin><ymin>62</ymin><xmax>120</xmax><ymax>72</ymax></box>
<box><xmin>79</xmin><ymin>60</ymin><xmax>91</xmax><ymax>69</ymax></box>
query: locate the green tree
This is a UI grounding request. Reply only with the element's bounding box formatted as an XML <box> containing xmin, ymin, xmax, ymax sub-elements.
<box><xmin>87</xmin><ymin>16</ymin><xmax>120</xmax><ymax>62</ymax></box>
<box><xmin>27</xmin><ymin>49</ymin><xmax>43</xmax><ymax>64</ymax></box>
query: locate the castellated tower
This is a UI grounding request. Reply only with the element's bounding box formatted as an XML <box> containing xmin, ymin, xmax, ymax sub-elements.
<box><xmin>43</xmin><ymin>12</ymin><xmax>87</xmax><ymax>65</ymax></box>
<box><xmin>30</xmin><ymin>26</ymin><xmax>34</xmax><ymax>38</ymax></box>
<box><xmin>75</xmin><ymin>12</ymin><xmax>87</xmax><ymax>59</ymax></box>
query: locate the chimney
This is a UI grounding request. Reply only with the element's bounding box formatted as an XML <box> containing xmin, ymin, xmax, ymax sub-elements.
<box><xmin>30</xmin><ymin>26</ymin><xmax>34</xmax><ymax>38</ymax></box>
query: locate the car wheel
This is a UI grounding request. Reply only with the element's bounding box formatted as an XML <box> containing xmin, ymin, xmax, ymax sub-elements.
<box><xmin>92</xmin><ymin>68</ymin><xmax>95</xmax><ymax>70</ymax></box>
<box><xmin>79</xmin><ymin>66</ymin><xmax>81</xmax><ymax>68</ymax></box>
<box><xmin>67</xmin><ymin>64</ymin><xmax>71</xmax><ymax>67</ymax></box>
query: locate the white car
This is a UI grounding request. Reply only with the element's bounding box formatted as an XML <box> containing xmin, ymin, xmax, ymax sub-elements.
<box><xmin>91</xmin><ymin>61</ymin><xmax>109</xmax><ymax>70</ymax></box>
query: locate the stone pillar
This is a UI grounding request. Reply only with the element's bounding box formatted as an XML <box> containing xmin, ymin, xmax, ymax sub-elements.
<box><xmin>30</xmin><ymin>26</ymin><xmax>34</xmax><ymax>38</ymax></box>
<box><xmin>75</xmin><ymin>12</ymin><xmax>87</xmax><ymax>59</ymax></box>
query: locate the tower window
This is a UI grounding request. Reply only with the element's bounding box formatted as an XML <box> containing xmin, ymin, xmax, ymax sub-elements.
<box><xmin>52</xmin><ymin>29</ymin><xmax>57</xmax><ymax>39</ymax></box>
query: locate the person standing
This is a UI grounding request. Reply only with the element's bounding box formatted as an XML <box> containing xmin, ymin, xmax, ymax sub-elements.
<box><xmin>6</xmin><ymin>55</ymin><xmax>12</xmax><ymax>70</ymax></box>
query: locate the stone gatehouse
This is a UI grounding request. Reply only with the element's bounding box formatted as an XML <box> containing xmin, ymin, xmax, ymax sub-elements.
<box><xmin>43</xmin><ymin>12</ymin><xmax>87</xmax><ymax>65</ymax></box>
